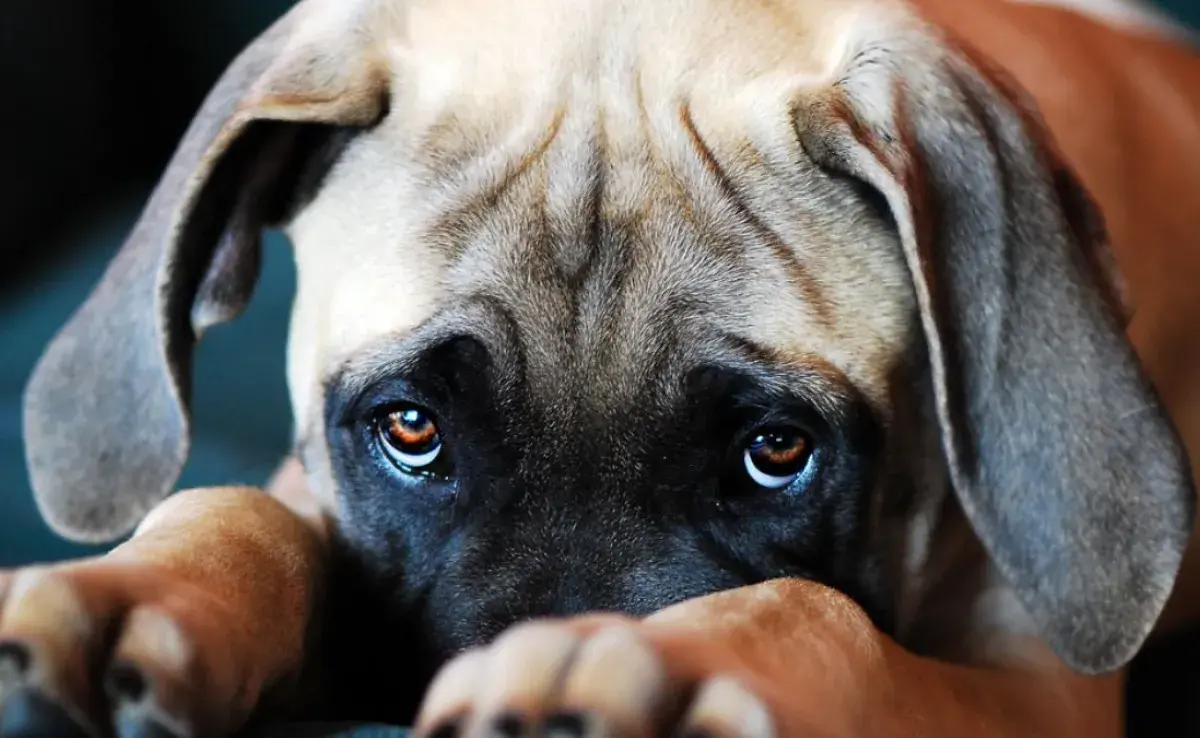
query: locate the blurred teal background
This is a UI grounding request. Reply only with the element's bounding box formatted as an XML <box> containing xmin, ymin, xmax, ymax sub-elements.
<box><xmin>1</xmin><ymin>2</ymin><xmax>1199</xmax><ymax>735</ymax></box>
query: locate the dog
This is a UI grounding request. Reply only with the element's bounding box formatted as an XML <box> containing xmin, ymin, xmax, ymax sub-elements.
<box><xmin>4</xmin><ymin>0</ymin><xmax>1200</xmax><ymax>735</ymax></box>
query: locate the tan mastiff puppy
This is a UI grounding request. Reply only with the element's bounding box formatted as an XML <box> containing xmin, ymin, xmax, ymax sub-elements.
<box><xmin>4</xmin><ymin>0</ymin><xmax>1200</xmax><ymax>735</ymax></box>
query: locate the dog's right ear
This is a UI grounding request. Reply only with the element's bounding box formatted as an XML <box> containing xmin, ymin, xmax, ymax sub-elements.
<box><xmin>23</xmin><ymin>0</ymin><xmax>391</xmax><ymax>543</ymax></box>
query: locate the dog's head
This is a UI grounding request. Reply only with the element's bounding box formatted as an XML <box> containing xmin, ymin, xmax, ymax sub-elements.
<box><xmin>23</xmin><ymin>0</ymin><xmax>1195</xmax><ymax>677</ymax></box>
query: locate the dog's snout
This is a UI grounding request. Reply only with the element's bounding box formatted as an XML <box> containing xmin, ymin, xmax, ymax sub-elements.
<box><xmin>434</xmin><ymin>516</ymin><xmax>735</xmax><ymax>649</ymax></box>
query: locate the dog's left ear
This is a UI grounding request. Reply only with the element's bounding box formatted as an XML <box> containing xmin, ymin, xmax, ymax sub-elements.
<box><xmin>795</xmin><ymin>18</ymin><xmax>1195</xmax><ymax>674</ymax></box>
<box><xmin>23</xmin><ymin>0</ymin><xmax>391</xmax><ymax>543</ymax></box>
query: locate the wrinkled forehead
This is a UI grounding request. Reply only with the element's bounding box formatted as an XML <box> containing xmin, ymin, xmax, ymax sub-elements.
<box><xmin>284</xmin><ymin>0</ymin><xmax>915</xmax><ymax>424</ymax></box>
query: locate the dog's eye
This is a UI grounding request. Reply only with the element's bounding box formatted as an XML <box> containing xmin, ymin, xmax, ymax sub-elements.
<box><xmin>743</xmin><ymin>429</ymin><xmax>812</xmax><ymax>489</ymax></box>
<box><xmin>375</xmin><ymin>406</ymin><xmax>443</xmax><ymax>471</ymax></box>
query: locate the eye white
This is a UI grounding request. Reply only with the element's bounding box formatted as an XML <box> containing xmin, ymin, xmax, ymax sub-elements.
<box><xmin>385</xmin><ymin>441</ymin><xmax>442</xmax><ymax>469</ymax></box>
<box><xmin>743</xmin><ymin>449</ymin><xmax>803</xmax><ymax>489</ymax></box>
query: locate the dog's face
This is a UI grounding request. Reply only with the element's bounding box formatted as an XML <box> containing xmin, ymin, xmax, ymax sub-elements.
<box><xmin>22</xmin><ymin>0</ymin><xmax>1196</xmax><ymax>682</ymax></box>
<box><xmin>285</xmin><ymin>8</ymin><xmax>916</xmax><ymax>649</ymax></box>
<box><xmin>294</xmin><ymin>71</ymin><xmax>915</xmax><ymax>654</ymax></box>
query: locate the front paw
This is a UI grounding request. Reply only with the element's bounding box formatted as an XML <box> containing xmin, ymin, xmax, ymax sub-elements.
<box><xmin>412</xmin><ymin>580</ymin><xmax>888</xmax><ymax>738</ymax></box>
<box><xmin>0</xmin><ymin>561</ymin><xmax>260</xmax><ymax>737</ymax></box>
<box><xmin>412</xmin><ymin>616</ymin><xmax>777</xmax><ymax>738</ymax></box>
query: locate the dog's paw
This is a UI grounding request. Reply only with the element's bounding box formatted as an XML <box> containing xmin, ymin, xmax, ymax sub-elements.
<box><xmin>411</xmin><ymin>580</ymin><xmax>887</xmax><ymax>738</ymax></box>
<box><xmin>0</xmin><ymin>561</ymin><xmax>252</xmax><ymax>738</ymax></box>
<box><xmin>412</xmin><ymin>616</ymin><xmax>777</xmax><ymax>738</ymax></box>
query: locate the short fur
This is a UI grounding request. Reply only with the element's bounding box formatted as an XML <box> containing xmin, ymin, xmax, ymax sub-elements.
<box><xmin>5</xmin><ymin>0</ymin><xmax>1200</xmax><ymax>735</ymax></box>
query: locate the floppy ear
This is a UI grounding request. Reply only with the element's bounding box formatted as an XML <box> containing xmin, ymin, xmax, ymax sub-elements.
<box><xmin>795</xmin><ymin>22</ymin><xmax>1195</xmax><ymax>673</ymax></box>
<box><xmin>22</xmin><ymin>0</ymin><xmax>390</xmax><ymax>544</ymax></box>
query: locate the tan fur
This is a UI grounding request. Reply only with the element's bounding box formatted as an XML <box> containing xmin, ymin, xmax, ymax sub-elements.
<box><xmin>4</xmin><ymin>0</ymin><xmax>1200</xmax><ymax>735</ymax></box>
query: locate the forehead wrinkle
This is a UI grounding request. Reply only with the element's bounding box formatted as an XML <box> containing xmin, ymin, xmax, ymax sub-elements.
<box><xmin>419</xmin><ymin>107</ymin><xmax>566</xmax><ymax>259</ymax></box>
<box><xmin>543</xmin><ymin>115</ymin><xmax>606</xmax><ymax>289</ymax></box>
<box><xmin>675</xmin><ymin>100</ymin><xmax>835</xmax><ymax>331</ymax></box>
<box><xmin>437</xmin><ymin>192</ymin><xmax>582</xmax><ymax>412</ymax></box>
<box><xmin>587</xmin><ymin>202</ymin><xmax>741</xmax><ymax>384</ymax></box>
<box><xmin>423</xmin><ymin>125</ymin><xmax>686</xmax><ymax>413</ymax></box>
<box><xmin>357</xmin><ymin>52</ymin><xmax>876</xmax><ymax>418</ymax></box>
<box><xmin>624</xmin><ymin>87</ymin><xmax>843</xmax><ymax>352</ymax></box>
<box><xmin>629</xmin><ymin>85</ymin><xmax>709</xmax><ymax>240</ymax></box>
<box><xmin>443</xmin><ymin>194</ymin><xmax>694</xmax><ymax>416</ymax></box>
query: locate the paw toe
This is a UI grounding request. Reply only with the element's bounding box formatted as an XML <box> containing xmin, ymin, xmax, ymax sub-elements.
<box><xmin>0</xmin><ymin>569</ymin><xmax>216</xmax><ymax>737</ymax></box>
<box><xmin>680</xmin><ymin>677</ymin><xmax>775</xmax><ymax>738</ymax></box>
<box><xmin>420</xmin><ymin>623</ymin><xmax>692</xmax><ymax>738</ymax></box>
<box><xmin>554</xmin><ymin>625</ymin><xmax>669</xmax><ymax>736</ymax></box>
<box><xmin>0</xmin><ymin>570</ymin><xmax>101</xmax><ymax>736</ymax></box>
<box><xmin>415</xmin><ymin>649</ymin><xmax>488</xmax><ymax>738</ymax></box>
<box><xmin>107</xmin><ymin>607</ymin><xmax>199</xmax><ymax>736</ymax></box>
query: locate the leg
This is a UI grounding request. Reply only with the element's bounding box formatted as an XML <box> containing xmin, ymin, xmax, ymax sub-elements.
<box><xmin>0</xmin><ymin>474</ymin><xmax>327</xmax><ymax>737</ymax></box>
<box><xmin>413</xmin><ymin>578</ymin><xmax>1124</xmax><ymax>738</ymax></box>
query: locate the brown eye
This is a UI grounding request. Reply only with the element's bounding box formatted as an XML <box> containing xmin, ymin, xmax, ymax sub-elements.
<box><xmin>744</xmin><ymin>429</ymin><xmax>812</xmax><ymax>489</ymax></box>
<box><xmin>376</xmin><ymin>407</ymin><xmax>443</xmax><ymax>470</ymax></box>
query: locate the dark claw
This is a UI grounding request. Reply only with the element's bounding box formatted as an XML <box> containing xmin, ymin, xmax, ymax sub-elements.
<box><xmin>107</xmin><ymin>664</ymin><xmax>184</xmax><ymax>738</ymax></box>
<box><xmin>0</xmin><ymin>643</ymin><xmax>31</xmax><ymax>694</ymax></box>
<box><xmin>114</xmin><ymin>714</ymin><xmax>182</xmax><ymax>738</ymax></box>
<box><xmin>543</xmin><ymin>712</ymin><xmax>589</xmax><ymax>738</ymax></box>
<box><xmin>0</xmin><ymin>687</ymin><xmax>90</xmax><ymax>738</ymax></box>
<box><xmin>104</xmin><ymin>663</ymin><xmax>149</xmax><ymax>707</ymax></box>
